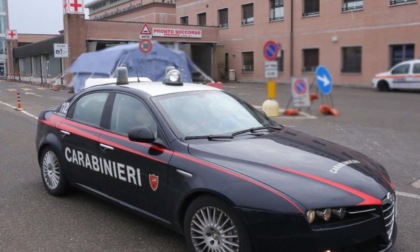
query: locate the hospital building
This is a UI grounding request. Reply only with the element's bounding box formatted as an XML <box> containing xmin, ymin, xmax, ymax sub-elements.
<box><xmin>5</xmin><ymin>0</ymin><xmax>420</xmax><ymax>87</ymax></box>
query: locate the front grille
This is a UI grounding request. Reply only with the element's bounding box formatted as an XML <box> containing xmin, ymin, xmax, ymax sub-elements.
<box><xmin>382</xmin><ymin>192</ymin><xmax>396</xmax><ymax>240</ymax></box>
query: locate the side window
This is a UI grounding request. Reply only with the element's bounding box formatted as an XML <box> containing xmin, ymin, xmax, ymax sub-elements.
<box><xmin>71</xmin><ymin>92</ymin><xmax>109</xmax><ymax>127</ymax></box>
<box><xmin>110</xmin><ymin>94</ymin><xmax>157</xmax><ymax>136</ymax></box>
<box><xmin>391</xmin><ymin>64</ymin><xmax>410</xmax><ymax>75</ymax></box>
<box><xmin>413</xmin><ymin>63</ymin><xmax>420</xmax><ymax>74</ymax></box>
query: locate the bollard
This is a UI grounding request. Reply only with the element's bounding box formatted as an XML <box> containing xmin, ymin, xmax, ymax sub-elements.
<box><xmin>16</xmin><ymin>92</ymin><xmax>23</xmax><ymax>111</ymax></box>
<box><xmin>262</xmin><ymin>80</ymin><xmax>279</xmax><ymax>117</ymax></box>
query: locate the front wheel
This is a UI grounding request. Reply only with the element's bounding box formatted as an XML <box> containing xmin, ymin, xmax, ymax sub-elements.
<box><xmin>377</xmin><ymin>81</ymin><xmax>390</xmax><ymax>92</ymax></box>
<box><xmin>40</xmin><ymin>147</ymin><xmax>70</xmax><ymax>196</ymax></box>
<box><xmin>184</xmin><ymin>196</ymin><xmax>252</xmax><ymax>252</ymax></box>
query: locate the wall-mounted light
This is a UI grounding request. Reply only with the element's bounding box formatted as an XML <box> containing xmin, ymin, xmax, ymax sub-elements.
<box><xmin>331</xmin><ymin>36</ymin><xmax>338</xmax><ymax>43</ymax></box>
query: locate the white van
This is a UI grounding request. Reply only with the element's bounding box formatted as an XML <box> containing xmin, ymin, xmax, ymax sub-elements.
<box><xmin>372</xmin><ymin>59</ymin><xmax>420</xmax><ymax>91</ymax></box>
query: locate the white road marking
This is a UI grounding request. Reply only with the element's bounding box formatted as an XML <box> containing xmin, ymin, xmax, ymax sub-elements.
<box><xmin>25</xmin><ymin>92</ymin><xmax>43</xmax><ymax>98</ymax></box>
<box><xmin>0</xmin><ymin>100</ymin><xmax>39</xmax><ymax>120</ymax></box>
<box><xmin>396</xmin><ymin>191</ymin><xmax>420</xmax><ymax>200</ymax></box>
<box><xmin>0</xmin><ymin>100</ymin><xmax>16</xmax><ymax>109</ymax></box>
<box><xmin>21</xmin><ymin>110</ymin><xmax>39</xmax><ymax>120</ymax></box>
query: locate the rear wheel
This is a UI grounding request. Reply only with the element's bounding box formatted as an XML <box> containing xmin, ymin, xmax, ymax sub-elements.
<box><xmin>40</xmin><ymin>147</ymin><xmax>69</xmax><ymax>196</ymax></box>
<box><xmin>184</xmin><ymin>196</ymin><xmax>252</xmax><ymax>252</ymax></box>
<box><xmin>377</xmin><ymin>81</ymin><xmax>390</xmax><ymax>92</ymax></box>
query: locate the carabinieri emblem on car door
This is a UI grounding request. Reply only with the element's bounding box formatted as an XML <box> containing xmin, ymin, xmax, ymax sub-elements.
<box><xmin>149</xmin><ymin>174</ymin><xmax>159</xmax><ymax>191</ymax></box>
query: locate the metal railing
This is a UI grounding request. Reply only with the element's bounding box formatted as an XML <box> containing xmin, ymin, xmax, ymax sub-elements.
<box><xmin>342</xmin><ymin>0</ymin><xmax>364</xmax><ymax>11</ymax></box>
<box><xmin>390</xmin><ymin>0</ymin><xmax>416</xmax><ymax>5</ymax></box>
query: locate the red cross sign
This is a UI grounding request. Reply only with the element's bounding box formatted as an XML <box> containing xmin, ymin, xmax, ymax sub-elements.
<box><xmin>63</xmin><ymin>0</ymin><xmax>68</xmax><ymax>13</ymax></box>
<box><xmin>68</xmin><ymin>0</ymin><xmax>84</xmax><ymax>14</ymax></box>
<box><xmin>6</xmin><ymin>30</ymin><xmax>18</xmax><ymax>40</ymax></box>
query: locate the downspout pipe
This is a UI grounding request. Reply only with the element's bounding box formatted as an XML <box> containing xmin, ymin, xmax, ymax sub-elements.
<box><xmin>290</xmin><ymin>0</ymin><xmax>294</xmax><ymax>77</ymax></box>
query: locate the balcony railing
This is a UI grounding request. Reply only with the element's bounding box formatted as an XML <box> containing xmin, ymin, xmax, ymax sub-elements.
<box><xmin>342</xmin><ymin>1</ymin><xmax>364</xmax><ymax>11</ymax></box>
<box><xmin>390</xmin><ymin>0</ymin><xmax>416</xmax><ymax>5</ymax></box>
<box><xmin>302</xmin><ymin>11</ymin><xmax>320</xmax><ymax>17</ymax></box>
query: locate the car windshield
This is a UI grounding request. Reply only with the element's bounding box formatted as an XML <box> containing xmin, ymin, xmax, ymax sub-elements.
<box><xmin>152</xmin><ymin>90</ymin><xmax>279</xmax><ymax>139</ymax></box>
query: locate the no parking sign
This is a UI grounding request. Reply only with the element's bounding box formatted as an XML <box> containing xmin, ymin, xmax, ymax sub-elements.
<box><xmin>291</xmin><ymin>78</ymin><xmax>310</xmax><ymax>107</ymax></box>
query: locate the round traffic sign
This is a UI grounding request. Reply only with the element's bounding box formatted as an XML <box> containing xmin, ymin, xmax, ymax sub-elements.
<box><xmin>139</xmin><ymin>39</ymin><xmax>153</xmax><ymax>53</ymax></box>
<box><xmin>293</xmin><ymin>79</ymin><xmax>307</xmax><ymax>95</ymax></box>
<box><xmin>263</xmin><ymin>40</ymin><xmax>278</xmax><ymax>61</ymax></box>
<box><xmin>315</xmin><ymin>65</ymin><xmax>332</xmax><ymax>95</ymax></box>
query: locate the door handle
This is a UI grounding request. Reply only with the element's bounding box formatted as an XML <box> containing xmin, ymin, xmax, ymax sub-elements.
<box><xmin>100</xmin><ymin>143</ymin><xmax>114</xmax><ymax>151</ymax></box>
<box><xmin>60</xmin><ymin>130</ymin><xmax>70</xmax><ymax>136</ymax></box>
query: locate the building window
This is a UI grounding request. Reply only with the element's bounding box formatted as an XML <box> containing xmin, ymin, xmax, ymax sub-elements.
<box><xmin>91</xmin><ymin>1</ymin><xmax>107</xmax><ymax>11</ymax></box>
<box><xmin>0</xmin><ymin>38</ymin><xmax>5</xmax><ymax>55</ymax></box>
<box><xmin>342</xmin><ymin>47</ymin><xmax>362</xmax><ymax>73</ymax></box>
<box><xmin>390</xmin><ymin>0</ymin><xmax>416</xmax><ymax>6</ymax></box>
<box><xmin>342</xmin><ymin>0</ymin><xmax>364</xmax><ymax>11</ymax></box>
<box><xmin>242</xmin><ymin>3</ymin><xmax>254</xmax><ymax>25</ymax></box>
<box><xmin>197</xmin><ymin>13</ymin><xmax>206</xmax><ymax>26</ymax></box>
<box><xmin>0</xmin><ymin>0</ymin><xmax>6</xmax><ymax>12</ymax></box>
<box><xmin>270</xmin><ymin>0</ymin><xmax>284</xmax><ymax>21</ymax></box>
<box><xmin>242</xmin><ymin>52</ymin><xmax>254</xmax><ymax>72</ymax></box>
<box><xmin>303</xmin><ymin>0</ymin><xmax>320</xmax><ymax>16</ymax></box>
<box><xmin>303</xmin><ymin>49</ymin><xmax>319</xmax><ymax>72</ymax></box>
<box><xmin>218</xmin><ymin>8</ymin><xmax>228</xmax><ymax>28</ymax></box>
<box><xmin>0</xmin><ymin>16</ymin><xmax>5</xmax><ymax>34</ymax></box>
<box><xmin>390</xmin><ymin>44</ymin><xmax>414</xmax><ymax>67</ymax></box>
<box><xmin>180</xmin><ymin>16</ymin><xmax>189</xmax><ymax>25</ymax></box>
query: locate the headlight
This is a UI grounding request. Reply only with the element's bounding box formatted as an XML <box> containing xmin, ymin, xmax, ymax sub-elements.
<box><xmin>316</xmin><ymin>208</ymin><xmax>332</xmax><ymax>221</ymax></box>
<box><xmin>306</xmin><ymin>207</ymin><xmax>348</xmax><ymax>224</ymax></box>
<box><xmin>306</xmin><ymin>210</ymin><xmax>316</xmax><ymax>224</ymax></box>
<box><xmin>332</xmin><ymin>208</ymin><xmax>346</xmax><ymax>219</ymax></box>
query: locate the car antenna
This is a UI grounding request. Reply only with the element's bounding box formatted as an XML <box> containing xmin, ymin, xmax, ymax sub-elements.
<box><xmin>137</xmin><ymin>68</ymin><xmax>140</xmax><ymax>82</ymax></box>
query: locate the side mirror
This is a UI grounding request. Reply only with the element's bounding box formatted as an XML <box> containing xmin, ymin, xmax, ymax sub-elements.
<box><xmin>128</xmin><ymin>126</ymin><xmax>155</xmax><ymax>143</ymax></box>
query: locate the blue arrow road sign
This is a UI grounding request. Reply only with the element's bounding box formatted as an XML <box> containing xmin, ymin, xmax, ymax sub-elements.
<box><xmin>315</xmin><ymin>65</ymin><xmax>332</xmax><ymax>95</ymax></box>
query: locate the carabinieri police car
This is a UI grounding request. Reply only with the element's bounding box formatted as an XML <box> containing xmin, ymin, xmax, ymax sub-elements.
<box><xmin>36</xmin><ymin>67</ymin><xmax>397</xmax><ymax>252</ymax></box>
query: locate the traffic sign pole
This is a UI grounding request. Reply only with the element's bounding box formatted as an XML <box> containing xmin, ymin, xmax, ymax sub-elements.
<box><xmin>261</xmin><ymin>41</ymin><xmax>280</xmax><ymax>117</ymax></box>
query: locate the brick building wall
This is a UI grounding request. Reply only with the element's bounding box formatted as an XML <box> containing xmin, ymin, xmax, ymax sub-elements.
<box><xmin>176</xmin><ymin>0</ymin><xmax>420</xmax><ymax>86</ymax></box>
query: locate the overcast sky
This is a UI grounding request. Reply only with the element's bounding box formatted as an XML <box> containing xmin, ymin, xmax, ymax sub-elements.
<box><xmin>8</xmin><ymin>0</ymin><xmax>94</xmax><ymax>34</ymax></box>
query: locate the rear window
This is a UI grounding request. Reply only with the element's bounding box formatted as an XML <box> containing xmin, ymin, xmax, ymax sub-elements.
<box><xmin>70</xmin><ymin>92</ymin><xmax>109</xmax><ymax>127</ymax></box>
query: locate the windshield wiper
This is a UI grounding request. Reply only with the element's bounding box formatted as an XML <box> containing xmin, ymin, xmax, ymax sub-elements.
<box><xmin>184</xmin><ymin>135</ymin><xmax>234</xmax><ymax>141</ymax></box>
<box><xmin>185</xmin><ymin>125</ymin><xmax>283</xmax><ymax>140</ymax></box>
<box><xmin>231</xmin><ymin>125</ymin><xmax>283</xmax><ymax>137</ymax></box>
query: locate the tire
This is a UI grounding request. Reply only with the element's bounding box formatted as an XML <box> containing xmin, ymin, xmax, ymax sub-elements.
<box><xmin>40</xmin><ymin>147</ymin><xmax>70</xmax><ymax>196</ymax></box>
<box><xmin>377</xmin><ymin>81</ymin><xmax>390</xmax><ymax>92</ymax></box>
<box><xmin>184</xmin><ymin>195</ymin><xmax>252</xmax><ymax>252</ymax></box>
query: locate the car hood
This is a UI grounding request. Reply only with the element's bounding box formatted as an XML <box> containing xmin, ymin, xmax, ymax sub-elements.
<box><xmin>188</xmin><ymin>128</ymin><xmax>393</xmax><ymax>209</ymax></box>
<box><xmin>373</xmin><ymin>71</ymin><xmax>390</xmax><ymax>78</ymax></box>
